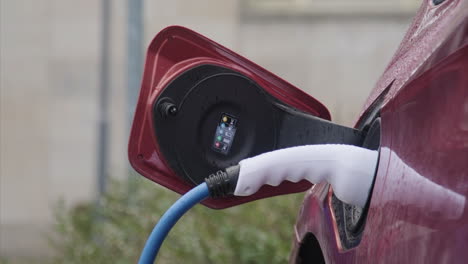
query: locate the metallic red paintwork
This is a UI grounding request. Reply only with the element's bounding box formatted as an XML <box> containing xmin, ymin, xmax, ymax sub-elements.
<box><xmin>128</xmin><ymin>26</ymin><xmax>331</xmax><ymax>209</ymax></box>
<box><xmin>291</xmin><ymin>0</ymin><xmax>468</xmax><ymax>263</ymax></box>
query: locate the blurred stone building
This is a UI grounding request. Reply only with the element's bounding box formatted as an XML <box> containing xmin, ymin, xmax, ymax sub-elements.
<box><xmin>0</xmin><ymin>0</ymin><xmax>419</xmax><ymax>260</ymax></box>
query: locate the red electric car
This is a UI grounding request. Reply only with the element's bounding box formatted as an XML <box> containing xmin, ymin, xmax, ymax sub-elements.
<box><xmin>129</xmin><ymin>0</ymin><xmax>467</xmax><ymax>263</ymax></box>
<box><xmin>289</xmin><ymin>0</ymin><xmax>468</xmax><ymax>263</ymax></box>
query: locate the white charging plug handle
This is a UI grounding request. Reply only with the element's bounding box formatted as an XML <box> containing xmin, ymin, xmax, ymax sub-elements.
<box><xmin>234</xmin><ymin>144</ymin><xmax>379</xmax><ymax>208</ymax></box>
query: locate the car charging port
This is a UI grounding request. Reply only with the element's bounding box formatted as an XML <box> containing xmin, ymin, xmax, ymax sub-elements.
<box><xmin>345</xmin><ymin>118</ymin><xmax>381</xmax><ymax>234</ymax></box>
<box><xmin>332</xmin><ymin>117</ymin><xmax>381</xmax><ymax>248</ymax></box>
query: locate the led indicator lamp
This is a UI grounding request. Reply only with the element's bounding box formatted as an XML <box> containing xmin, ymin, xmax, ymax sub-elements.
<box><xmin>212</xmin><ymin>113</ymin><xmax>238</xmax><ymax>155</ymax></box>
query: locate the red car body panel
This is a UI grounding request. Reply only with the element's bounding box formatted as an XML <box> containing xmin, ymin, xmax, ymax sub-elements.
<box><xmin>128</xmin><ymin>26</ymin><xmax>331</xmax><ymax>209</ymax></box>
<box><xmin>291</xmin><ymin>0</ymin><xmax>468</xmax><ymax>263</ymax></box>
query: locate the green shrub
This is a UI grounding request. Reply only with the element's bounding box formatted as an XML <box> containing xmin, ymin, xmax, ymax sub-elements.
<box><xmin>50</xmin><ymin>177</ymin><xmax>304</xmax><ymax>264</ymax></box>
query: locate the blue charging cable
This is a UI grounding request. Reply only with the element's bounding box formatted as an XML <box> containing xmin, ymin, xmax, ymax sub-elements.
<box><xmin>138</xmin><ymin>182</ymin><xmax>210</xmax><ymax>264</ymax></box>
<box><xmin>137</xmin><ymin>145</ymin><xmax>379</xmax><ymax>263</ymax></box>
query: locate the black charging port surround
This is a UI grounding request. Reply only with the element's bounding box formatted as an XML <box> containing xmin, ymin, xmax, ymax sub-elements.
<box><xmin>330</xmin><ymin>117</ymin><xmax>381</xmax><ymax>249</ymax></box>
<box><xmin>153</xmin><ymin>65</ymin><xmax>365</xmax><ymax>185</ymax></box>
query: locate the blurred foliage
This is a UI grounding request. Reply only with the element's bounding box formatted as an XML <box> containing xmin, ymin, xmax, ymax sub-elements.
<box><xmin>50</xmin><ymin>177</ymin><xmax>304</xmax><ymax>264</ymax></box>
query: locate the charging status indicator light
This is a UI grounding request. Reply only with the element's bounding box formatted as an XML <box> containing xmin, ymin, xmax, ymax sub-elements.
<box><xmin>212</xmin><ymin>113</ymin><xmax>238</xmax><ymax>155</ymax></box>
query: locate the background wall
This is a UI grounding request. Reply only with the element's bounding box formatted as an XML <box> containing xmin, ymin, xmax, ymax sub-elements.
<box><xmin>0</xmin><ymin>0</ymin><xmax>417</xmax><ymax>261</ymax></box>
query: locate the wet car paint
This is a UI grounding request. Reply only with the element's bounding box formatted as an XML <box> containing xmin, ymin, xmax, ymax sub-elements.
<box><xmin>291</xmin><ymin>0</ymin><xmax>468</xmax><ymax>262</ymax></box>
